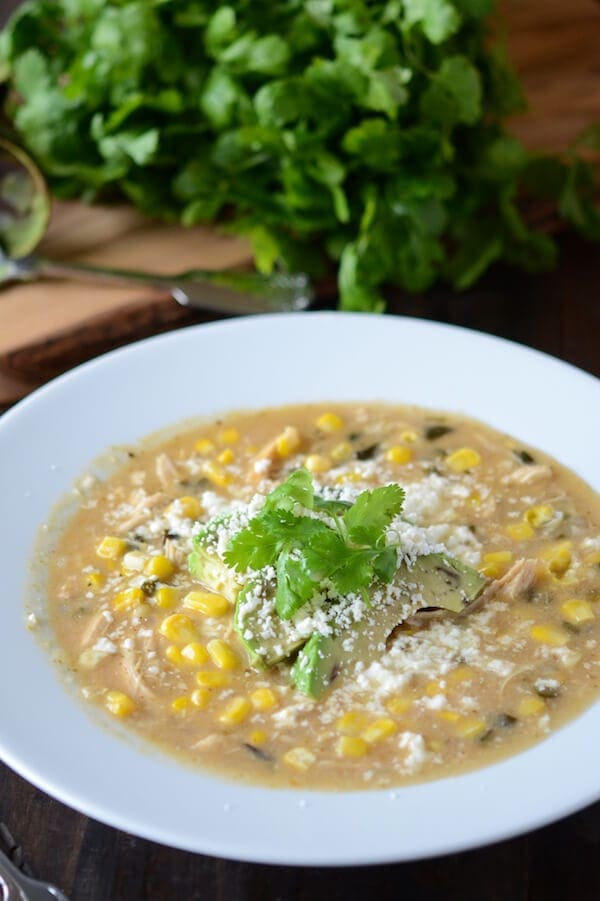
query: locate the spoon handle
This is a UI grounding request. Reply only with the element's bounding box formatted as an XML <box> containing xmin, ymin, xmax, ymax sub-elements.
<box><xmin>28</xmin><ymin>257</ymin><xmax>313</xmax><ymax>314</ymax></box>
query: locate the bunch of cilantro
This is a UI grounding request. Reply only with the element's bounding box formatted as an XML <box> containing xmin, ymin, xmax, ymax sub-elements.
<box><xmin>0</xmin><ymin>0</ymin><xmax>598</xmax><ymax>309</ymax></box>
<box><xmin>221</xmin><ymin>469</ymin><xmax>404</xmax><ymax>619</ymax></box>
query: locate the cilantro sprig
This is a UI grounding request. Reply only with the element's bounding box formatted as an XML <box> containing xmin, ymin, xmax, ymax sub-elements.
<box><xmin>223</xmin><ymin>469</ymin><xmax>404</xmax><ymax>619</ymax></box>
<box><xmin>0</xmin><ymin>1</ymin><xmax>597</xmax><ymax>309</ymax></box>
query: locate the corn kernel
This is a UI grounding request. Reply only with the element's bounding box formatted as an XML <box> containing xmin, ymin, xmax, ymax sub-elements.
<box><xmin>335</xmin><ymin>711</ymin><xmax>369</xmax><ymax>735</ymax></box>
<box><xmin>217</xmin><ymin>428</ymin><xmax>239</xmax><ymax>445</ymax></box>
<box><xmin>201</xmin><ymin>461</ymin><xmax>232</xmax><ymax>488</ymax></box>
<box><xmin>96</xmin><ymin>535</ymin><xmax>128</xmax><ymax>560</ymax></box>
<box><xmin>584</xmin><ymin>550</ymin><xmax>600</xmax><ymax>566</ymax></box>
<box><xmin>455</xmin><ymin>716</ymin><xmax>488</xmax><ymax>739</ymax></box>
<box><xmin>467</xmin><ymin>491</ymin><xmax>481</xmax><ymax>507</ymax></box>
<box><xmin>561</xmin><ymin>599</ymin><xmax>595</xmax><ymax>625</ymax></box>
<box><xmin>113</xmin><ymin>587</ymin><xmax>145</xmax><ymax>611</ymax></box>
<box><xmin>400</xmin><ymin>429</ymin><xmax>419</xmax><ymax>443</ymax></box>
<box><xmin>145</xmin><ymin>555</ymin><xmax>175</xmax><ymax>581</ymax></box>
<box><xmin>165</xmin><ymin>645</ymin><xmax>185</xmax><ymax>666</ymax></box>
<box><xmin>385</xmin><ymin>697</ymin><xmax>412</xmax><ymax>716</ymax></box>
<box><xmin>174</xmin><ymin>495</ymin><xmax>203</xmax><ymax>519</ymax></box>
<box><xmin>316</xmin><ymin>412</ymin><xmax>344</xmax><ymax>433</ymax></box>
<box><xmin>330</xmin><ymin>441</ymin><xmax>353</xmax><ymax>463</ymax></box>
<box><xmin>305</xmin><ymin>454</ymin><xmax>331</xmax><ymax>474</ymax></box>
<box><xmin>86</xmin><ymin>570</ymin><xmax>104</xmax><ymax>590</ymax></box>
<box><xmin>506</xmin><ymin>521</ymin><xmax>535</xmax><ymax>541</ymax></box>
<box><xmin>181</xmin><ymin>642</ymin><xmax>210</xmax><ymax>665</ymax></box>
<box><xmin>207</xmin><ymin>639</ymin><xmax>239</xmax><ymax>671</ymax></box>
<box><xmin>439</xmin><ymin>710</ymin><xmax>461</xmax><ymax>723</ymax></box>
<box><xmin>183</xmin><ymin>591</ymin><xmax>230</xmax><ymax>617</ymax></box>
<box><xmin>447</xmin><ymin>666</ymin><xmax>475</xmax><ymax>685</ymax></box>
<box><xmin>249</xmin><ymin>729</ymin><xmax>267</xmax><ymax>746</ymax></box>
<box><xmin>219</xmin><ymin>696</ymin><xmax>251</xmax><ymax>725</ymax></box>
<box><xmin>335</xmin><ymin>470</ymin><xmax>364</xmax><ymax>484</ymax></box>
<box><xmin>518</xmin><ymin>695</ymin><xmax>546</xmax><ymax>717</ymax></box>
<box><xmin>524</xmin><ymin>504</ymin><xmax>555</xmax><ymax>529</ymax></box>
<box><xmin>336</xmin><ymin>736</ymin><xmax>368</xmax><ymax>758</ymax></box>
<box><xmin>530</xmin><ymin>624</ymin><xmax>570</xmax><ymax>646</ymax></box>
<box><xmin>361</xmin><ymin>718</ymin><xmax>397</xmax><ymax>744</ymax></box>
<box><xmin>250</xmin><ymin>688</ymin><xmax>277</xmax><ymax>711</ymax></box>
<box><xmin>217</xmin><ymin>448</ymin><xmax>235</xmax><ymax>465</ymax></box>
<box><xmin>481</xmin><ymin>551</ymin><xmax>513</xmax><ymax>579</ymax></box>
<box><xmin>542</xmin><ymin>542</ymin><xmax>572</xmax><ymax>577</ymax></box>
<box><xmin>195</xmin><ymin>438</ymin><xmax>215</xmax><ymax>456</ymax></box>
<box><xmin>385</xmin><ymin>445</ymin><xmax>413</xmax><ymax>465</ymax></box>
<box><xmin>159</xmin><ymin>613</ymin><xmax>200</xmax><ymax>644</ymax></box>
<box><xmin>282</xmin><ymin>747</ymin><xmax>316</xmax><ymax>770</ymax></box>
<box><xmin>154</xmin><ymin>587</ymin><xmax>177</xmax><ymax>609</ymax></box>
<box><xmin>191</xmin><ymin>688</ymin><xmax>211</xmax><ymax>709</ymax></box>
<box><xmin>195</xmin><ymin>670</ymin><xmax>231</xmax><ymax>688</ymax></box>
<box><xmin>171</xmin><ymin>696</ymin><xmax>192</xmax><ymax>714</ymax></box>
<box><xmin>425</xmin><ymin>680</ymin><xmax>445</xmax><ymax>697</ymax></box>
<box><xmin>274</xmin><ymin>426</ymin><xmax>301</xmax><ymax>458</ymax></box>
<box><xmin>105</xmin><ymin>691</ymin><xmax>135</xmax><ymax>717</ymax></box>
<box><xmin>446</xmin><ymin>447</ymin><xmax>481</xmax><ymax>472</ymax></box>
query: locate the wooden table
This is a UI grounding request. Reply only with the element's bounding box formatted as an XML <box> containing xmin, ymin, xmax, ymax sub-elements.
<box><xmin>1</xmin><ymin>232</ymin><xmax>599</xmax><ymax>899</ymax></box>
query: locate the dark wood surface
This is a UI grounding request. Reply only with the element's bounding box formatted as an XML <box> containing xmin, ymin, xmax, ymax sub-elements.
<box><xmin>1</xmin><ymin>232</ymin><xmax>599</xmax><ymax>899</ymax></box>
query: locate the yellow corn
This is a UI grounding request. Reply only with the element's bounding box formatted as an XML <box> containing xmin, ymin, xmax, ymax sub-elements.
<box><xmin>446</xmin><ymin>447</ymin><xmax>481</xmax><ymax>472</ymax></box>
<box><xmin>454</xmin><ymin>716</ymin><xmax>488</xmax><ymax>739</ymax></box>
<box><xmin>171</xmin><ymin>696</ymin><xmax>192</xmax><ymax>714</ymax></box>
<box><xmin>542</xmin><ymin>542</ymin><xmax>572</xmax><ymax>577</ymax></box>
<box><xmin>191</xmin><ymin>688</ymin><xmax>211</xmax><ymax>709</ymax></box>
<box><xmin>96</xmin><ymin>535</ymin><xmax>128</xmax><ymax>560</ymax></box>
<box><xmin>183</xmin><ymin>591</ymin><xmax>230</xmax><ymax>617</ymax></box>
<box><xmin>385</xmin><ymin>445</ymin><xmax>412</xmax><ymax>465</ymax></box>
<box><xmin>145</xmin><ymin>555</ymin><xmax>175</xmax><ymax>581</ymax></box>
<box><xmin>316</xmin><ymin>412</ymin><xmax>344</xmax><ymax>433</ymax></box>
<box><xmin>425</xmin><ymin>680</ymin><xmax>445</xmax><ymax>697</ymax></box>
<box><xmin>330</xmin><ymin>441</ymin><xmax>353</xmax><ymax>463</ymax></box>
<box><xmin>447</xmin><ymin>665</ymin><xmax>475</xmax><ymax>685</ymax></box>
<box><xmin>248</xmin><ymin>729</ymin><xmax>267</xmax><ymax>746</ymax></box>
<box><xmin>361</xmin><ymin>718</ymin><xmax>397</xmax><ymax>744</ymax></box>
<box><xmin>518</xmin><ymin>695</ymin><xmax>546</xmax><ymax>717</ymax></box>
<box><xmin>201</xmin><ymin>461</ymin><xmax>232</xmax><ymax>488</ymax></box>
<box><xmin>219</xmin><ymin>696</ymin><xmax>251</xmax><ymax>725</ymax></box>
<box><xmin>583</xmin><ymin>549</ymin><xmax>600</xmax><ymax>566</ymax></box>
<box><xmin>400</xmin><ymin>429</ymin><xmax>419</xmax><ymax>443</ymax></box>
<box><xmin>159</xmin><ymin>613</ymin><xmax>200</xmax><ymax>644</ymax></box>
<box><xmin>250</xmin><ymin>688</ymin><xmax>277</xmax><ymax>711</ymax></box>
<box><xmin>86</xmin><ymin>570</ymin><xmax>104</xmax><ymax>590</ymax></box>
<box><xmin>195</xmin><ymin>438</ymin><xmax>215</xmax><ymax>456</ymax></box>
<box><xmin>181</xmin><ymin>642</ymin><xmax>210</xmax><ymax>665</ymax></box>
<box><xmin>274</xmin><ymin>426</ymin><xmax>301</xmax><ymax>458</ymax></box>
<box><xmin>335</xmin><ymin>470</ymin><xmax>364</xmax><ymax>484</ymax></box>
<box><xmin>467</xmin><ymin>491</ymin><xmax>481</xmax><ymax>507</ymax></box>
<box><xmin>113</xmin><ymin>587</ymin><xmax>145</xmax><ymax>612</ymax></box>
<box><xmin>154</xmin><ymin>587</ymin><xmax>177</xmax><ymax>609</ymax></box>
<box><xmin>217</xmin><ymin>448</ymin><xmax>235</xmax><ymax>465</ymax></box>
<box><xmin>282</xmin><ymin>747</ymin><xmax>316</xmax><ymax>770</ymax></box>
<box><xmin>481</xmin><ymin>550</ymin><xmax>513</xmax><ymax>579</ymax></box>
<box><xmin>304</xmin><ymin>454</ymin><xmax>331</xmax><ymax>474</ymax></box>
<box><xmin>217</xmin><ymin>427</ymin><xmax>239</xmax><ymax>445</ymax></box>
<box><xmin>165</xmin><ymin>645</ymin><xmax>185</xmax><ymax>666</ymax></box>
<box><xmin>439</xmin><ymin>710</ymin><xmax>461</xmax><ymax>723</ymax></box>
<box><xmin>174</xmin><ymin>495</ymin><xmax>203</xmax><ymax>519</ymax></box>
<box><xmin>105</xmin><ymin>691</ymin><xmax>135</xmax><ymax>717</ymax></box>
<box><xmin>195</xmin><ymin>670</ymin><xmax>231</xmax><ymax>688</ymax></box>
<box><xmin>385</xmin><ymin>697</ymin><xmax>412</xmax><ymax>716</ymax></box>
<box><xmin>530</xmin><ymin>624</ymin><xmax>570</xmax><ymax>646</ymax></box>
<box><xmin>506</xmin><ymin>521</ymin><xmax>535</xmax><ymax>541</ymax></box>
<box><xmin>335</xmin><ymin>711</ymin><xmax>369</xmax><ymax>736</ymax></box>
<box><xmin>336</xmin><ymin>736</ymin><xmax>368</xmax><ymax>758</ymax></box>
<box><xmin>524</xmin><ymin>504</ymin><xmax>555</xmax><ymax>529</ymax></box>
<box><xmin>207</xmin><ymin>639</ymin><xmax>239</xmax><ymax>670</ymax></box>
<box><xmin>561</xmin><ymin>599</ymin><xmax>595</xmax><ymax>625</ymax></box>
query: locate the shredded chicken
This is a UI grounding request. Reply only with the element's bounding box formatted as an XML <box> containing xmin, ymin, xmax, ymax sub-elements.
<box><xmin>155</xmin><ymin>453</ymin><xmax>180</xmax><ymax>488</ymax></box>
<box><xmin>478</xmin><ymin>558</ymin><xmax>539</xmax><ymax>609</ymax></box>
<box><xmin>79</xmin><ymin>610</ymin><xmax>107</xmax><ymax>648</ymax></box>
<box><xmin>120</xmin><ymin>648</ymin><xmax>156</xmax><ymax>701</ymax></box>
<box><xmin>116</xmin><ymin>491</ymin><xmax>165</xmax><ymax>533</ymax></box>
<box><xmin>503</xmin><ymin>464</ymin><xmax>552</xmax><ymax>486</ymax></box>
<box><xmin>248</xmin><ymin>426</ymin><xmax>303</xmax><ymax>482</ymax></box>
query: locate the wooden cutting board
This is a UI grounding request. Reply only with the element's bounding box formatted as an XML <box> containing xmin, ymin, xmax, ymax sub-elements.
<box><xmin>1</xmin><ymin>0</ymin><xmax>599</xmax><ymax>408</ymax></box>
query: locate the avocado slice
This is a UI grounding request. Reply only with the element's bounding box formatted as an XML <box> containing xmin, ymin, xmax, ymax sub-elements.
<box><xmin>291</xmin><ymin>553</ymin><xmax>486</xmax><ymax>698</ymax></box>
<box><xmin>233</xmin><ymin>578</ymin><xmax>309</xmax><ymax>667</ymax></box>
<box><xmin>188</xmin><ymin>545</ymin><xmax>240</xmax><ymax>603</ymax></box>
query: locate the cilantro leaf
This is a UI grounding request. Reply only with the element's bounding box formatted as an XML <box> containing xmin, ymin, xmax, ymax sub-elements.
<box><xmin>343</xmin><ymin>484</ymin><xmax>405</xmax><ymax>546</ymax></box>
<box><xmin>262</xmin><ymin>468</ymin><xmax>314</xmax><ymax>514</ymax></box>
<box><xmin>275</xmin><ymin>548</ymin><xmax>317</xmax><ymax>620</ymax></box>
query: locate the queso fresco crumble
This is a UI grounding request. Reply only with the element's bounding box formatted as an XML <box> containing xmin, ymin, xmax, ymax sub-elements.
<box><xmin>37</xmin><ymin>403</ymin><xmax>600</xmax><ymax>790</ymax></box>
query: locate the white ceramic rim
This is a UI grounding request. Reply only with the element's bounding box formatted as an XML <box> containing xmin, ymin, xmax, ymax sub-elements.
<box><xmin>0</xmin><ymin>312</ymin><xmax>598</xmax><ymax>866</ymax></box>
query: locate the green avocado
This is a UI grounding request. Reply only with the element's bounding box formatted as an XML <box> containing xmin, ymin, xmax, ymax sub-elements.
<box><xmin>188</xmin><ymin>545</ymin><xmax>240</xmax><ymax>604</ymax></box>
<box><xmin>233</xmin><ymin>579</ymin><xmax>308</xmax><ymax>668</ymax></box>
<box><xmin>291</xmin><ymin>553</ymin><xmax>486</xmax><ymax>699</ymax></box>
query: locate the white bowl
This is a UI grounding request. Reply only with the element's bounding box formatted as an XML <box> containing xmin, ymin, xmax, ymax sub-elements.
<box><xmin>0</xmin><ymin>312</ymin><xmax>598</xmax><ymax>865</ymax></box>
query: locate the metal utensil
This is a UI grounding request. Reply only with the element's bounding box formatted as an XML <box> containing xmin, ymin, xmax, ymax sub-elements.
<box><xmin>0</xmin><ymin>823</ymin><xmax>69</xmax><ymax>901</ymax></box>
<box><xmin>0</xmin><ymin>137</ymin><xmax>313</xmax><ymax>314</ymax></box>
